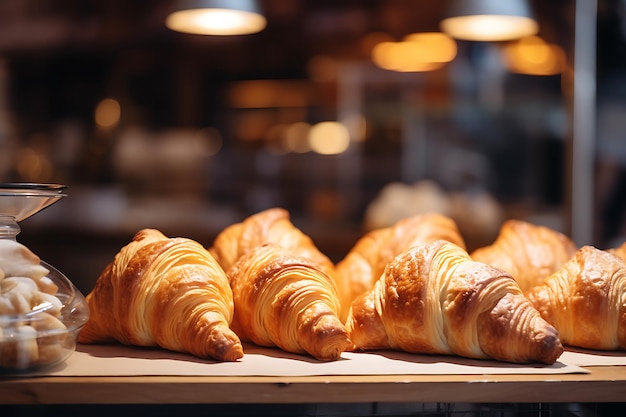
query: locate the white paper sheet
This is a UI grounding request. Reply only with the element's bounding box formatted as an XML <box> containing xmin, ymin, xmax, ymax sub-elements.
<box><xmin>559</xmin><ymin>348</ymin><xmax>626</xmax><ymax>367</ymax></box>
<box><xmin>27</xmin><ymin>343</ymin><xmax>591</xmax><ymax>377</ymax></box>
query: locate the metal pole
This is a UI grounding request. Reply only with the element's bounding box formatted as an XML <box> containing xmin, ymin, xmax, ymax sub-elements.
<box><xmin>571</xmin><ymin>0</ymin><xmax>597</xmax><ymax>246</ymax></box>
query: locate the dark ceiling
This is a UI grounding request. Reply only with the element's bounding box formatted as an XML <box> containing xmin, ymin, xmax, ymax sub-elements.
<box><xmin>0</xmin><ymin>0</ymin><xmax>581</xmax><ymax>68</ymax></box>
<box><xmin>0</xmin><ymin>0</ymin><xmax>623</xmax><ymax>132</ymax></box>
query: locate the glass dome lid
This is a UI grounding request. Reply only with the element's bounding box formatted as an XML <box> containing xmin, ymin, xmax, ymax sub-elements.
<box><xmin>0</xmin><ymin>183</ymin><xmax>67</xmax><ymax>239</ymax></box>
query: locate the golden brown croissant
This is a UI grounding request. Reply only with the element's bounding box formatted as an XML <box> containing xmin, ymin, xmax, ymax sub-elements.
<box><xmin>346</xmin><ymin>240</ymin><xmax>563</xmax><ymax>364</ymax></box>
<box><xmin>210</xmin><ymin>208</ymin><xmax>335</xmax><ymax>277</ymax></box>
<box><xmin>526</xmin><ymin>246</ymin><xmax>626</xmax><ymax>351</ymax></box>
<box><xmin>334</xmin><ymin>212</ymin><xmax>466</xmax><ymax>321</ymax></box>
<box><xmin>227</xmin><ymin>243</ymin><xmax>351</xmax><ymax>361</ymax></box>
<box><xmin>78</xmin><ymin>229</ymin><xmax>244</xmax><ymax>362</ymax></box>
<box><xmin>470</xmin><ymin>219</ymin><xmax>576</xmax><ymax>293</ymax></box>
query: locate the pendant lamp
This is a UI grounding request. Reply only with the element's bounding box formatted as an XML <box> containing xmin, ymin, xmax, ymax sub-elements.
<box><xmin>166</xmin><ymin>0</ymin><xmax>266</xmax><ymax>35</ymax></box>
<box><xmin>440</xmin><ymin>0</ymin><xmax>538</xmax><ymax>41</ymax></box>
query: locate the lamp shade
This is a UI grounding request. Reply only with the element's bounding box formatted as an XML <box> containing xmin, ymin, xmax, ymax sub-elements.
<box><xmin>166</xmin><ymin>0</ymin><xmax>266</xmax><ymax>35</ymax></box>
<box><xmin>440</xmin><ymin>0</ymin><xmax>538</xmax><ymax>41</ymax></box>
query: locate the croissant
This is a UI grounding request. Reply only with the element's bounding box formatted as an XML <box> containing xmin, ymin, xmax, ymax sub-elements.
<box><xmin>227</xmin><ymin>243</ymin><xmax>351</xmax><ymax>361</ymax></box>
<box><xmin>78</xmin><ymin>229</ymin><xmax>244</xmax><ymax>362</ymax></box>
<box><xmin>526</xmin><ymin>245</ymin><xmax>626</xmax><ymax>351</ymax></box>
<box><xmin>346</xmin><ymin>240</ymin><xmax>563</xmax><ymax>364</ymax></box>
<box><xmin>210</xmin><ymin>207</ymin><xmax>335</xmax><ymax>277</ymax></box>
<box><xmin>335</xmin><ymin>212</ymin><xmax>465</xmax><ymax>321</ymax></box>
<box><xmin>470</xmin><ymin>219</ymin><xmax>577</xmax><ymax>293</ymax></box>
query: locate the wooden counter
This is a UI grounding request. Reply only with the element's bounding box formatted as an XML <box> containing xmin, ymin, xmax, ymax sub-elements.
<box><xmin>1</xmin><ymin>366</ymin><xmax>625</xmax><ymax>405</ymax></box>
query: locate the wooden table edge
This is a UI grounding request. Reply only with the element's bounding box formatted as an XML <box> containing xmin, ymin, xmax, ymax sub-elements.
<box><xmin>1</xmin><ymin>366</ymin><xmax>625</xmax><ymax>405</ymax></box>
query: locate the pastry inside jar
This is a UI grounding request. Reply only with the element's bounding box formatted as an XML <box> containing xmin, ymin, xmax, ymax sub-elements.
<box><xmin>0</xmin><ymin>239</ymin><xmax>69</xmax><ymax>370</ymax></box>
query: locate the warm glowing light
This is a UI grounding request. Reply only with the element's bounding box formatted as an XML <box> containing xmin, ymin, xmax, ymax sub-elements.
<box><xmin>95</xmin><ymin>98</ymin><xmax>121</xmax><ymax>128</ymax></box>
<box><xmin>403</xmin><ymin>32</ymin><xmax>458</xmax><ymax>63</ymax></box>
<box><xmin>502</xmin><ymin>36</ymin><xmax>565</xmax><ymax>76</ymax></box>
<box><xmin>518</xmin><ymin>37</ymin><xmax>550</xmax><ymax>63</ymax></box>
<box><xmin>166</xmin><ymin>8</ymin><xmax>266</xmax><ymax>35</ymax></box>
<box><xmin>308</xmin><ymin>122</ymin><xmax>350</xmax><ymax>155</ymax></box>
<box><xmin>372</xmin><ymin>40</ymin><xmax>445</xmax><ymax>72</ymax></box>
<box><xmin>441</xmin><ymin>14</ymin><xmax>538</xmax><ymax>41</ymax></box>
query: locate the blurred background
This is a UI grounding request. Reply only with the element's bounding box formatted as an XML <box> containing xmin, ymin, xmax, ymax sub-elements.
<box><xmin>0</xmin><ymin>0</ymin><xmax>624</xmax><ymax>293</ymax></box>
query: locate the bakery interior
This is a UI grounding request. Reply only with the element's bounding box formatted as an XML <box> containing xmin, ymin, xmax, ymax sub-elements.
<box><xmin>3</xmin><ymin>0</ymin><xmax>625</xmax><ymax>296</ymax></box>
<box><xmin>1</xmin><ymin>0</ymin><xmax>626</xmax><ymax>415</ymax></box>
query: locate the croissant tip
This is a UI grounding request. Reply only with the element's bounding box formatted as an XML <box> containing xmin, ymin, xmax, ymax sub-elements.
<box><xmin>543</xmin><ymin>337</ymin><xmax>565</xmax><ymax>365</ymax></box>
<box><xmin>219</xmin><ymin>346</ymin><xmax>245</xmax><ymax>362</ymax></box>
<box><xmin>312</xmin><ymin>339</ymin><xmax>352</xmax><ymax>361</ymax></box>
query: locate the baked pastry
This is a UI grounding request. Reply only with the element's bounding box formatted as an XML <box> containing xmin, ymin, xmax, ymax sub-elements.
<box><xmin>0</xmin><ymin>239</ymin><xmax>68</xmax><ymax>369</ymax></box>
<box><xmin>526</xmin><ymin>245</ymin><xmax>626</xmax><ymax>351</ymax></box>
<box><xmin>78</xmin><ymin>229</ymin><xmax>243</xmax><ymax>362</ymax></box>
<box><xmin>470</xmin><ymin>219</ymin><xmax>577</xmax><ymax>292</ymax></box>
<box><xmin>335</xmin><ymin>212</ymin><xmax>465</xmax><ymax>320</ymax></box>
<box><xmin>345</xmin><ymin>240</ymin><xmax>563</xmax><ymax>364</ymax></box>
<box><xmin>227</xmin><ymin>243</ymin><xmax>351</xmax><ymax>361</ymax></box>
<box><xmin>0</xmin><ymin>238</ymin><xmax>56</xmax><ymax>294</ymax></box>
<box><xmin>210</xmin><ymin>207</ymin><xmax>335</xmax><ymax>276</ymax></box>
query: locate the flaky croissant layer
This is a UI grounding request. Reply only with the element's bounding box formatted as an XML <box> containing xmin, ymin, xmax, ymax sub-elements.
<box><xmin>228</xmin><ymin>243</ymin><xmax>351</xmax><ymax>361</ymax></box>
<box><xmin>78</xmin><ymin>229</ymin><xmax>244</xmax><ymax>362</ymax></box>
<box><xmin>470</xmin><ymin>219</ymin><xmax>576</xmax><ymax>293</ymax></box>
<box><xmin>526</xmin><ymin>245</ymin><xmax>626</xmax><ymax>351</ymax></box>
<box><xmin>210</xmin><ymin>208</ymin><xmax>336</xmax><ymax>277</ymax></box>
<box><xmin>335</xmin><ymin>212</ymin><xmax>466</xmax><ymax>322</ymax></box>
<box><xmin>346</xmin><ymin>240</ymin><xmax>563</xmax><ymax>364</ymax></box>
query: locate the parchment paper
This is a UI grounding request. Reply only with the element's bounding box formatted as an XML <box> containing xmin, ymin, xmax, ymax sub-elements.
<box><xmin>559</xmin><ymin>348</ymin><xmax>626</xmax><ymax>367</ymax></box>
<box><xmin>25</xmin><ymin>343</ymin><xmax>592</xmax><ymax>377</ymax></box>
